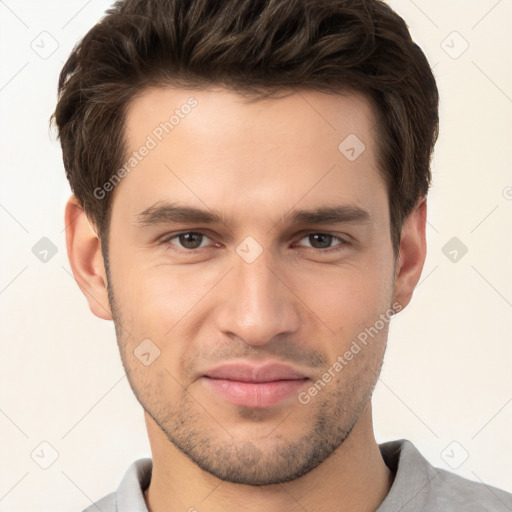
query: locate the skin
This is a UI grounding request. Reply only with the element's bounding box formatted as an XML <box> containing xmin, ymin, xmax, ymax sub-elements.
<box><xmin>65</xmin><ymin>86</ymin><xmax>427</xmax><ymax>512</ymax></box>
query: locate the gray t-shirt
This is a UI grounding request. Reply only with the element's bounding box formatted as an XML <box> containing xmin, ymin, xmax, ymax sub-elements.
<box><xmin>82</xmin><ymin>439</ymin><xmax>512</xmax><ymax>511</ymax></box>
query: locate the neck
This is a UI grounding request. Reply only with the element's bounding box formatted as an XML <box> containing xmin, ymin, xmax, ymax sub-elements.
<box><xmin>143</xmin><ymin>403</ymin><xmax>392</xmax><ymax>512</ymax></box>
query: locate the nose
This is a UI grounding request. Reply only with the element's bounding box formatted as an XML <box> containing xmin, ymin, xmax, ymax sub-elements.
<box><xmin>214</xmin><ymin>247</ymin><xmax>301</xmax><ymax>346</ymax></box>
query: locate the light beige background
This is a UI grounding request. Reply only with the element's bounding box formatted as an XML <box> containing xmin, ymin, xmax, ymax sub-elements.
<box><xmin>0</xmin><ymin>1</ymin><xmax>511</xmax><ymax>510</ymax></box>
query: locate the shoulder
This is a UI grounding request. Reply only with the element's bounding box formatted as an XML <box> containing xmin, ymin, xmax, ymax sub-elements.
<box><xmin>430</xmin><ymin>465</ymin><xmax>512</xmax><ymax>511</ymax></box>
<box><xmin>379</xmin><ymin>439</ymin><xmax>512</xmax><ymax>511</ymax></box>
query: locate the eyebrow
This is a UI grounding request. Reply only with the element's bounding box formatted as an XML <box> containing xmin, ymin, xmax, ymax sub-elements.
<box><xmin>135</xmin><ymin>201</ymin><xmax>371</xmax><ymax>228</ymax></box>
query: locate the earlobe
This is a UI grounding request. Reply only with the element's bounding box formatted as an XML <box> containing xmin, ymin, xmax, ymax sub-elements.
<box><xmin>64</xmin><ymin>195</ymin><xmax>113</xmax><ymax>321</ymax></box>
<box><xmin>392</xmin><ymin>198</ymin><xmax>427</xmax><ymax>311</ymax></box>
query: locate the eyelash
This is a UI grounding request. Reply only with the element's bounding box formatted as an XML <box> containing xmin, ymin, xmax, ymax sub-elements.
<box><xmin>160</xmin><ymin>231</ymin><xmax>351</xmax><ymax>254</ymax></box>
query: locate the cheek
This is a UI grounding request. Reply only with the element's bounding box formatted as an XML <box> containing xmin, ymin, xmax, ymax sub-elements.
<box><xmin>290</xmin><ymin>261</ymin><xmax>393</xmax><ymax>328</ymax></box>
<box><xmin>286</xmin><ymin>257</ymin><xmax>395</xmax><ymax>376</ymax></box>
<box><xmin>111</xmin><ymin>261</ymin><xmax>224</xmax><ymax>341</ymax></box>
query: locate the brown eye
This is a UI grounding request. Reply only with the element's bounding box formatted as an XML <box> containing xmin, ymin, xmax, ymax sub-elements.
<box><xmin>178</xmin><ymin>233</ymin><xmax>204</xmax><ymax>249</ymax></box>
<box><xmin>166</xmin><ymin>232</ymin><xmax>211</xmax><ymax>250</ymax></box>
<box><xmin>297</xmin><ymin>233</ymin><xmax>345</xmax><ymax>250</ymax></box>
<box><xmin>309</xmin><ymin>234</ymin><xmax>333</xmax><ymax>249</ymax></box>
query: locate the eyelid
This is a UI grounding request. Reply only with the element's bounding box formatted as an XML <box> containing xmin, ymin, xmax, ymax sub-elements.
<box><xmin>162</xmin><ymin>231</ymin><xmax>215</xmax><ymax>250</ymax></box>
<box><xmin>294</xmin><ymin>233</ymin><xmax>347</xmax><ymax>249</ymax></box>
<box><xmin>161</xmin><ymin>230</ymin><xmax>352</xmax><ymax>253</ymax></box>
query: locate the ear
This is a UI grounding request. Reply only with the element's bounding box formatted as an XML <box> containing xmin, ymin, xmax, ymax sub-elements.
<box><xmin>64</xmin><ymin>195</ymin><xmax>113</xmax><ymax>321</ymax></box>
<box><xmin>392</xmin><ymin>198</ymin><xmax>427</xmax><ymax>310</ymax></box>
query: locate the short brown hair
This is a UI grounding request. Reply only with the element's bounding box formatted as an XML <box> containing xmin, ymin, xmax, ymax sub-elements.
<box><xmin>52</xmin><ymin>0</ymin><xmax>439</xmax><ymax>254</ymax></box>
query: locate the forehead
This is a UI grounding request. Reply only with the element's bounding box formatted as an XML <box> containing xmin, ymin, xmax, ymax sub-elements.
<box><xmin>125</xmin><ymin>85</ymin><xmax>377</xmax><ymax>149</ymax></box>
<box><xmin>113</xmin><ymin>85</ymin><xmax>386</xmax><ymax>227</ymax></box>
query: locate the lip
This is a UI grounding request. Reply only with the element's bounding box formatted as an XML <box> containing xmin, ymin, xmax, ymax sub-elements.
<box><xmin>202</xmin><ymin>362</ymin><xmax>309</xmax><ymax>408</ymax></box>
<box><xmin>204</xmin><ymin>362</ymin><xmax>308</xmax><ymax>382</ymax></box>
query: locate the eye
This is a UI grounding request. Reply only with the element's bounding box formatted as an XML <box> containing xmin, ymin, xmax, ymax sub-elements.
<box><xmin>160</xmin><ymin>231</ymin><xmax>350</xmax><ymax>253</ymax></box>
<box><xmin>296</xmin><ymin>233</ymin><xmax>347</xmax><ymax>250</ymax></box>
<box><xmin>165</xmin><ymin>231</ymin><xmax>213</xmax><ymax>250</ymax></box>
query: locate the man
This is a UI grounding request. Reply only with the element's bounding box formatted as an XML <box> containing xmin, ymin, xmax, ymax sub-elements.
<box><xmin>52</xmin><ymin>0</ymin><xmax>512</xmax><ymax>510</ymax></box>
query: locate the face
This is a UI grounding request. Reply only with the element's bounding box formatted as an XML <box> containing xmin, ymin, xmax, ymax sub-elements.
<box><xmin>100</xmin><ymin>87</ymin><xmax>401</xmax><ymax>484</ymax></box>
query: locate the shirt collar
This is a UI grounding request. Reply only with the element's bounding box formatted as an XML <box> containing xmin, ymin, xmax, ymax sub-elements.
<box><xmin>114</xmin><ymin>440</ymin><xmax>435</xmax><ymax>511</ymax></box>
<box><xmin>377</xmin><ymin>439</ymin><xmax>439</xmax><ymax>511</ymax></box>
<box><xmin>116</xmin><ymin>457</ymin><xmax>152</xmax><ymax>512</ymax></box>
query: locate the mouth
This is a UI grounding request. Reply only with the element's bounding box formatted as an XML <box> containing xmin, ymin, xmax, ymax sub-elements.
<box><xmin>201</xmin><ymin>362</ymin><xmax>310</xmax><ymax>408</ymax></box>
